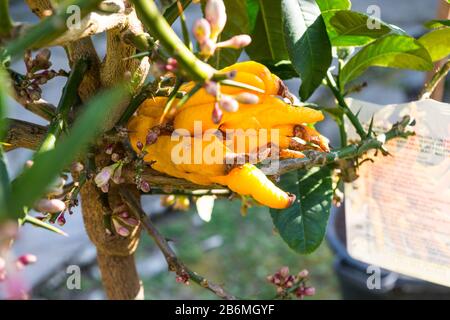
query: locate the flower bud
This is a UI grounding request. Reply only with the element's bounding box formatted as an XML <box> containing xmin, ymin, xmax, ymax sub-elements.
<box><xmin>35</xmin><ymin>49</ymin><xmax>51</xmax><ymax>63</ymax></box>
<box><xmin>112</xmin><ymin>218</ymin><xmax>129</xmax><ymax>237</ymax></box>
<box><xmin>279</xmin><ymin>266</ymin><xmax>290</xmax><ymax>278</ymax></box>
<box><xmin>303</xmin><ymin>287</ymin><xmax>316</xmax><ymax>296</ymax></box>
<box><xmin>57</xmin><ymin>213</ymin><xmax>66</xmax><ymax>226</ymax></box>
<box><xmin>140</xmin><ymin>180</ymin><xmax>151</xmax><ymax>193</ymax></box>
<box><xmin>71</xmin><ymin>162</ymin><xmax>84</xmax><ymax>173</ymax></box>
<box><xmin>298</xmin><ymin>269</ymin><xmax>309</xmax><ymax>278</ymax></box>
<box><xmin>146</xmin><ymin>131</ymin><xmax>158</xmax><ymax>146</ymax></box>
<box><xmin>17</xmin><ymin>254</ymin><xmax>37</xmax><ymax>267</ymax></box>
<box><xmin>219</xmin><ymin>95</ymin><xmax>239</xmax><ymax>113</ymax></box>
<box><xmin>234</xmin><ymin>92</ymin><xmax>259</xmax><ymax>104</ymax></box>
<box><xmin>112</xmin><ymin>165</ymin><xmax>123</xmax><ymax>184</ymax></box>
<box><xmin>217</xmin><ymin>34</ymin><xmax>252</xmax><ymax>49</ymax></box>
<box><xmin>94</xmin><ymin>165</ymin><xmax>114</xmax><ymax>188</ymax></box>
<box><xmin>205</xmin><ymin>0</ymin><xmax>227</xmax><ymax>40</ymax></box>
<box><xmin>165</xmin><ymin>58</ymin><xmax>178</xmax><ymax>72</ymax></box>
<box><xmin>200</xmin><ymin>39</ymin><xmax>216</xmax><ymax>57</ymax></box>
<box><xmin>212</xmin><ymin>102</ymin><xmax>223</xmax><ymax>124</ymax></box>
<box><xmin>136</xmin><ymin>141</ymin><xmax>144</xmax><ymax>151</ymax></box>
<box><xmin>25</xmin><ymin>160</ymin><xmax>34</xmax><ymax>168</ymax></box>
<box><xmin>193</xmin><ymin>18</ymin><xmax>211</xmax><ymax>44</ymax></box>
<box><xmin>204</xmin><ymin>81</ymin><xmax>218</xmax><ymax>96</ymax></box>
<box><xmin>35</xmin><ymin>199</ymin><xmax>66</xmax><ymax>213</ymax></box>
<box><xmin>122</xmin><ymin>217</ymin><xmax>139</xmax><ymax>227</ymax></box>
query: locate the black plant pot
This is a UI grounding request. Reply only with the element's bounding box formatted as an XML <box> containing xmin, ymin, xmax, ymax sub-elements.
<box><xmin>326</xmin><ymin>206</ymin><xmax>450</xmax><ymax>300</ymax></box>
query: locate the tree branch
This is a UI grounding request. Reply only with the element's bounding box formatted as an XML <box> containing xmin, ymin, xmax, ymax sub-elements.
<box><xmin>119</xmin><ymin>186</ymin><xmax>237</xmax><ymax>300</ymax></box>
<box><xmin>13</xmin><ymin>97</ymin><xmax>56</xmax><ymax>122</ymax></box>
<box><xmin>3</xmin><ymin>118</ymin><xmax>47</xmax><ymax>151</ymax></box>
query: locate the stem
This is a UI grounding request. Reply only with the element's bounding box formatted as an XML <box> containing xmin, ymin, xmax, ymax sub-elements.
<box><xmin>119</xmin><ymin>186</ymin><xmax>236</xmax><ymax>300</ymax></box>
<box><xmin>132</xmin><ymin>0</ymin><xmax>215</xmax><ymax>81</ymax></box>
<box><xmin>0</xmin><ymin>0</ymin><xmax>13</xmax><ymax>37</ymax></box>
<box><xmin>37</xmin><ymin>59</ymin><xmax>87</xmax><ymax>153</ymax></box>
<box><xmin>420</xmin><ymin>60</ymin><xmax>450</xmax><ymax>100</ymax></box>
<box><xmin>338</xmin><ymin>114</ymin><xmax>347</xmax><ymax>148</ymax></box>
<box><xmin>177</xmin><ymin>0</ymin><xmax>192</xmax><ymax>51</ymax></box>
<box><xmin>159</xmin><ymin>79</ymin><xmax>183</xmax><ymax>124</ymax></box>
<box><xmin>326</xmin><ymin>72</ymin><xmax>367</xmax><ymax>140</ymax></box>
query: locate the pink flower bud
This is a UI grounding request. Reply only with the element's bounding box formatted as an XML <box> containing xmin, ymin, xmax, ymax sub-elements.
<box><xmin>94</xmin><ymin>165</ymin><xmax>115</xmax><ymax>188</ymax></box>
<box><xmin>112</xmin><ymin>218</ymin><xmax>130</xmax><ymax>237</ymax></box>
<box><xmin>298</xmin><ymin>269</ymin><xmax>309</xmax><ymax>278</ymax></box>
<box><xmin>136</xmin><ymin>141</ymin><xmax>144</xmax><ymax>151</ymax></box>
<box><xmin>234</xmin><ymin>92</ymin><xmax>259</xmax><ymax>104</ymax></box>
<box><xmin>146</xmin><ymin>131</ymin><xmax>158</xmax><ymax>146</ymax></box>
<box><xmin>123</xmin><ymin>217</ymin><xmax>139</xmax><ymax>227</ymax></box>
<box><xmin>17</xmin><ymin>254</ymin><xmax>37</xmax><ymax>267</ymax></box>
<box><xmin>119</xmin><ymin>211</ymin><xmax>130</xmax><ymax>218</ymax></box>
<box><xmin>71</xmin><ymin>162</ymin><xmax>84</xmax><ymax>173</ymax></box>
<box><xmin>35</xmin><ymin>199</ymin><xmax>66</xmax><ymax>213</ymax></box>
<box><xmin>105</xmin><ymin>145</ymin><xmax>113</xmax><ymax>155</ymax></box>
<box><xmin>140</xmin><ymin>180</ymin><xmax>151</xmax><ymax>193</ymax></box>
<box><xmin>205</xmin><ymin>0</ymin><xmax>227</xmax><ymax>40</ymax></box>
<box><xmin>193</xmin><ymin>18</ymin><xmax>211</xmax><ymax>44</ymax></box>
<box><xmin>303</xmin><ymin>287</ymin><xmax>316</xmax><ymax>296</ymax></box>
<box><xmin>165</xmin><ymin>58</ymin><xmax>178</xmax><ymax>72</ymax></box>
<box><xmin>219</xmin><ymin>95</ymin><xmax>239</xmax><ymax>112</ymax></box>
<box><xmin>279</xmin><ymin>266</ymin><xmax>290</xmax><ymax>278</ymax></box>
<box><xmin>100</xmin><ymin>183</ymin><xmax>109</xmax><ymax>193</ymax></box>
<box><xmin>204</xmin><ymin>81</ymin><xmax>218</xmax><ymax>96</ymax></box>
<box><xmin>200</xmin><ymin>39</ymin><xmax>216</xmax><ymax>56</ymax></box>
<box><xmin>217</xmin><ymin>34</ymin><xmax>252</xmax><ymax>49</ymax></box>
<box><xmin>57</xmin><ymin>213</ymin><xmax>66</xmax><ymax>226</ymax></box>
<box><xmin>212</xmin><ymin>102</ymin><xmax>223</xmax><ymax>124</ymax></box>
<box><xmin>25</xmin><ymin>160</ymin><xmax>34</xmax><ymax>168</ymax></box>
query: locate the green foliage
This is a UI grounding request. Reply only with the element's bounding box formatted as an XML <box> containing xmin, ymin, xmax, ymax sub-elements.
<box><xmin>282</xmin><ymin>0</ymin><xmax>332</xmax><ymax>101</ymax></box>
<box><xmin>326</xmin><ymin>10</ymin><xmax>393</xmax><ymax>47</ymax></box>
<box><xmin>340</xmin><ymin>34</ymin><xmax>434</xmax><ymax>86</ymax></box>
<box><xmin>424</xmin><ymin>19</ymin><xmax>450</xmax><ymax>29</ymax></box>
<box><xmin>270</xmin><ymin>166</ymin><xmax>333</xmax><ymax>254</ymax></box>
<box><xmin>245</xmin><ymin>0</ymin><xmax>293</xmax><ymax>77</ymax></box>
<box><xmin>316</xmin><ymin>0</ymin><xmax>351</xmax><ymax>11</ymax></box>
<box><xmin>0</xmin><ymin>66</ymin><xmax>11</xmax><ymax>222</ymax></box>
<box><xmin>418</xmin><ymin>27</ymin><xmax>450</xmax><ymax>62</ymax></box>
<box><xmin>9</xmin><ymin>87</ymin><xmax>127</xmax><ymax>218</ymax></box>
<box><xmin>210</xmin><ymin>0</ymin><xmax>250</xmax><ymax>69</ymax></box>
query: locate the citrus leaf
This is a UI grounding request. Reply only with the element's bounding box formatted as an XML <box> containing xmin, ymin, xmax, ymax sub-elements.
<box><xmin>0</xmin><ymin>66</ymin><xmax>11</xmax><ymax>222</ymax></box>
<box><xmin>282</xmin><ymin>0</ymin><xmax>332</xmax><ymax>100</ymax></box>
<box><xmin>424</xmin><ymin>19</ymin><xmax>450</xmax><ymax>29</ymax></box>
<box><xmin>327</xmin><ymin>10</ymin><xmax>392</xmax><ymax>47</ymax></box>
<box><xmin>340</xmin><ymin>34</ymin><xmax>433</xmax><ymax>86</ymax></box>
<box><xmin>418</xmin><ymin>27</ymin><xmax>450</xmax><ymax>61</ymax></box>
<box><xmin>245</xmin><ymin>0</ymin><xmax>290</xmax><ymax>65</ymax></box>
<box><xmin>316</xmin><ymin>0</ymin><xmax>351</xmax><ymax>11</ymax></box>
<box><xmin>9</xmin><ymin>87</ymin><xmax>127</xmax><ymax>217</ymax></box>
<box><xmin>270</xmin><ymin>166</ymin><xmax>333</xmax><ymax>254</ymax></box>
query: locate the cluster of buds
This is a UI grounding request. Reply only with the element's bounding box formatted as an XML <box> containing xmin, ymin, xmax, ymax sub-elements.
<box><xmin>15</xmin><ymin>49</ymin><xmax>66</xmax><ymax>102</ymax></box>
<box><xmin>204</xmin><ymin>81</ymin><xmax>260</xmax><ymax>124</ymax></box>
<box><xmin>107</xmin><ymin>204</ymin><xmax>140</xmax><ymax>238</ymax></box>
<box><xmin>267</xmin><ymin>267</ymin><xmax>315</xmax><ymax>299</ymax></box>
<box><xmin>193</xmin><ymin>0</ymin><xmax>252</xmax><ymax>59</ymax></box>
<box><xmin>150</xmin><ymin>57</ymin><xmax>179</xmax><ymax>79</ymax></box>
<box><xmin>94</xmin><ymin>144</ymin><xmax>132</xmax><ymax>193</ymax></box>
<box><xmin>175</xmin><ymin>269</ymin><xmax>190</xmax><ymax>285</ymax></box>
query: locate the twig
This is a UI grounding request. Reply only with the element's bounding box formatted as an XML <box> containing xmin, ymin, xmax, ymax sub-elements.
<box><xmin>420</xmin><ymin>60</ymin><xmax>450</xmax><ymax>100</ymax></box>
<box><xmin>326</xmin><ymin>72</ymin><xmax>367</xmax><ymax>140</ymax></box>
<box><xmin>3</xmin><ymin>118</ymin><xmax>47</xmax><ymax>151</ymax></box>
<box><xmin>13</xmin><ymin>97</ymin><xmax>56</xmax><ymax>122</ymax></box>
<box><xmin>132</xmin><ymin>0</ymin><xmax>215</xmax><ymax>81</ymax></box>
<box><xmin>119</xmin><ymin>186</ymin><xmax>237</xmax><ymax>300</ymax></box>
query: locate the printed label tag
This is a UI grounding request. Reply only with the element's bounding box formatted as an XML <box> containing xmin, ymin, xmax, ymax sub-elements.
<box><xmin>345</xmin><ymin>98</ymin><xmax>450</xmax><ymax>287</ymax></box>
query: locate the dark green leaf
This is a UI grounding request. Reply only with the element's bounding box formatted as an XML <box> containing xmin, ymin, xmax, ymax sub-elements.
<box><xmin>340</xmin><ymin>34</ymin><xmax>433</xmax><ymax>86</ymax></box>
<box><xmin>245</xmin><ymin>0</ymin><xmax>290</xmax><ymax>65</ymax></box>
<box><xmin>10</xmin><ymin>87</ymin><xmax>127</xmax><ymax>217</ymax></box>
<box><xmin>424</xmin><ymin>19</ymin><xmax>450</xmax><ymax>29</ymax></box>
<box><xmin>0</xmin><ymin>67</ymin><xmax>11</xmax><ymax>222</ymax></box>
<box><xmin>270</xmin><ymin>166</ymin><xmax>333</xmax><ymax>254</ymax></box>
<box><xmin>282</xmin><ymin>0</ymin><xmax>332</xmax><ymax>100</ymax></box>
<box><xmin>210</xmin><ymin>0</ymin><xmax>250</xmax><ymax>69</ymax></box>
<box><xmin>328</xmin><ymin>10</ymin><xmax>392</xmax><ymax>47</ymax></box>
<box><xmin>264</xmin><ymin>60</ymin><xmax>299</xmax><ymax>80</ymax></box>
<box><xmin>163</xmin><ymin>0</ymin><xmax>192</xmax><ymax>25</ymax></box>
<box><xmin>418</xmin><ymin>27</ymin><xmax>450</xmax><ymax>61</ymax></box>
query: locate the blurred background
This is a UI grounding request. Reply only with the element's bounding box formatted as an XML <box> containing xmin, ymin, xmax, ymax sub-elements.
<box><xmin>1</xmin><ymin>0</ymin><xmax>448</xmax><ymax>299</ymax></box>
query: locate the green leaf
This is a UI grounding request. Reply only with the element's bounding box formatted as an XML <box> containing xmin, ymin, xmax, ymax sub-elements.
<box><xmin>418</xmin><ymin>27</ymin><xmax>450</xmax><ymax>62</ymax></box>
<box><xmin>270</xmin><ymin>166</ymin><xmax>333</xmax><ymax>254</ymax></box>
<box><xmin>282</xmin><ymin>0</ymin><xmax>332</xmax><ymax>100</ymax></box>
<box><xmin>210</xmin><ymin>0</ymin><xmax>250</xmax><ymax>69</ymax></box>
<box><xmin>327</xmin><ymin>10</ymin><xmax>392</xmax><ymax>47</ymax></box>
<box><xmin>0</xmin><ymin>66</ymin><xmax>11</xmax><ymax>222</ymax></box>
<box><xmin>21</xmin><ymin>215</ymin><xmax>68</xmax><ymax>236</ymax></box>
<box><xmin>264</xmin><ymin>60</ymin><xmax>299</xmax><ymax>80</ymax></box>
<box><xmin>340</xmin><ymin>34</ymin><xmax>433</xmax><ymax>86</ymax></box>
<box><xmin>163</xmin><ymin>0</ymin><xmax>192</xmax><ymax>25</ymax></box>
<box><xmin>245</xmin><ymin>0</ymin><xmax>290</xmax><ymax>66</ymax></box>
<box><xmin>424</xmin><ymin>19</ymin><xmax>450</xmax><ymax>29</ymax></box>
<box><xmin>9</xmin><ymin>87</ymin><xmax>127</xmax><ymax>217</ymax></box>
<box><xmin>316</xmin><ymin>0</ymin><xmax>351</xmax><ymax>11</ymax></box>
